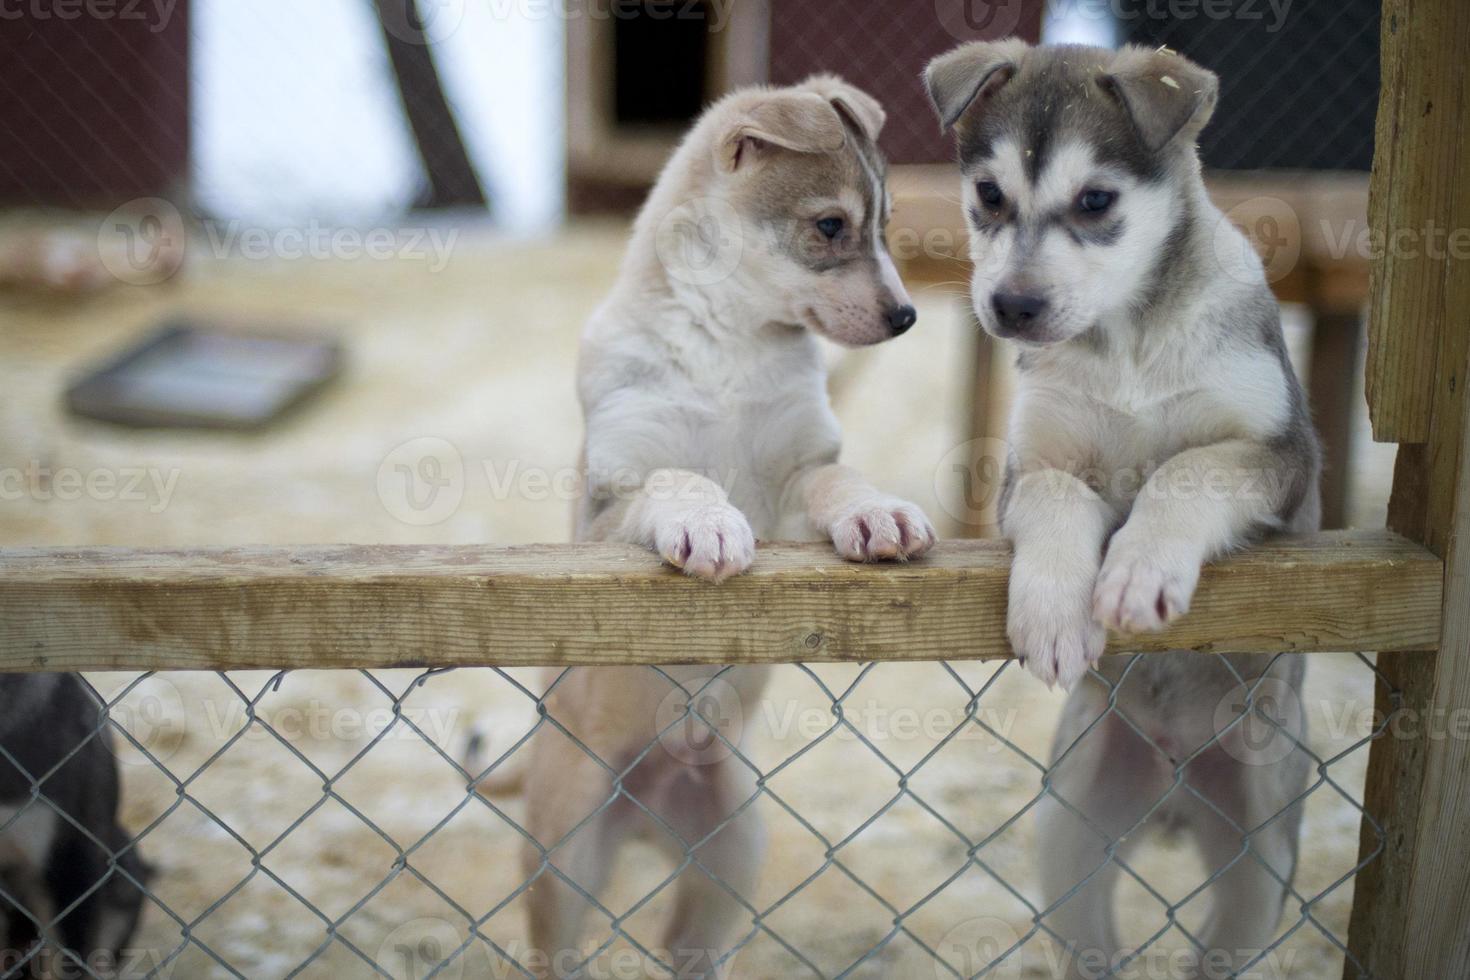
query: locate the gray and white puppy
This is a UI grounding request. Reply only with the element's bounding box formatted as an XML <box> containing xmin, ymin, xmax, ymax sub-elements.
<box><xmin>926</xmin><ymin>41</ymin><xmax>1318</xmax><ymax>976</ymax></box>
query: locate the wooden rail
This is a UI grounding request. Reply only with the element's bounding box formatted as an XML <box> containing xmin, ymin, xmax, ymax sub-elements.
<box><xmin>1347</xmin><ymin>0</ymin><xmax>1470</xmax><ymax>972</ymax></box>
<box><xmin>0</xmin><ymin>531</ymin><xmax>1441</xmax><ymax>672</ymax></box>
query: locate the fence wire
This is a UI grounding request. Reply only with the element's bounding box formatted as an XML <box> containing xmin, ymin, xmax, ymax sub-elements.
<box><xmin>0</xmin><ymin>1</ymin><xmax>1390</xmax><ymax>978</ymax></box>
<box><xmin>0</xmin><ymin>654</ymin><xmax>1393</xmax><ymax>979</ymax></box>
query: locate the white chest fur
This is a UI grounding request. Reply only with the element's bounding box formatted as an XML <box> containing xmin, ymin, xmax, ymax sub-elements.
<box><xmin>1012</xmin><ymin>337</ymin><xmax>1291</xmax><ymax>508</ymax></box>
<box><xmin>581</xmin><ymin>313</ymin><xmax>842</xmax><ymax>540</ymax></box>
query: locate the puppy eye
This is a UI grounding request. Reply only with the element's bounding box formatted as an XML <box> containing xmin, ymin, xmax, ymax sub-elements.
<box><xmin>977</xmin><ymin>181</ymin><xmax>1004</xmax><ymax>209</ymax></box>
<box><xmin>1077</xmin><ymin>189</ymin><xmax>1116</xmax><ymax>214</ymax></box>
<box><xmin>815</xmin><ymin>217</ymin><xmax>845</xmax><ymax>240</ymax></box>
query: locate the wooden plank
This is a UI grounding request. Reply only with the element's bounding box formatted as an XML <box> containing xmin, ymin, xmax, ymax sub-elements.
<box><xmin>1309</xmin><ymin>309</ymin><xmax>1365</xmax><ymax>529</ymax></box>
<box><xmin>0</xmin><ymin>532</ymin><xmax>1441</xmax><ymax>673</ymax></box>
<box><xmin>961</xmin><ymin>313</ymin><xmax>1002</xmax><ymax>539</ymax></box>
<box><xmin>1347</xmin><ymin>0</ymin><xmax>1470</xmax><ymax>973</ymax></box>
<box><xmin>1351</xmin><ymin>354</ymin><xmax>1470</xmax><ymax>978</ymax></box>
<box><xmin>1363</xmin><ymin>0</ymin><xmax>1470</xmax><ymax>442</ymax></box>
<box><xmin>1402</xmin><ymin>345</ymin><xmax>1470</xmax><ymax>975</ymax></box>
<box><xmin>1344</xmin><ymin>644</ymin><xmax>1436</xmax><ymax>977</ymax></box>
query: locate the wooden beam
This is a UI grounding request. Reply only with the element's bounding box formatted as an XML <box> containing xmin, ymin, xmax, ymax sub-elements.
<box><xmin>0</xmin><ymin>532</ymin><xmax>1441</xmax><ymax>673</ymax></box>
<box><xmin>1351</xmin><ymin>351</ymin><xmax>1470</xmax><ymax>979</ymax></box>
<box><xmin>1348</xmin><ymin>0</ymin><xmax>1470</xmax><ymax>974</ymax></box>
<box><xmin>1401</xmin><ymin>349</ymin><xmax>1470</xmax><ymax>974</ymax></box>
<box><xmin>1309</xmin><ymin>309</ymin><xmax>1365</xmax><ymax>529</ymax></box>
<box><xmin>1363</xmin><ymin>0</ymin><xmax>1470</xmax><ymax>442</ymax></box>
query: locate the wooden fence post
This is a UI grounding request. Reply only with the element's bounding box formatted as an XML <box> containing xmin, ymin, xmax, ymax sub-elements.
<box><xmin>1347</xmin><ymin>0</ymin><xmax>1470</xmax><ymax>973</ymax></box>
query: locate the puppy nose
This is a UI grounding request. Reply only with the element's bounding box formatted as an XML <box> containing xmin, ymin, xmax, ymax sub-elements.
<box><xmin>885</xmin><ymin>305</ymin><xmax>917</xmax><ymax>335</ymax></box>
<box><xmin>991</xmin><ymin>293</ymin><xmax>1048</xmax><ymax>331</ymax></box>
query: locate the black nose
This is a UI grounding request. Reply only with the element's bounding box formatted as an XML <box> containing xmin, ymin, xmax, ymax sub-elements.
<box><xmin>886</xmin><ymin>305</ymin><xmax>917</xmax><ymax>335</ymax></box>
<box><xmin>991</xmin><ymin>292</ymin><xmax>1048</xmax><ymax>332</ymax></box>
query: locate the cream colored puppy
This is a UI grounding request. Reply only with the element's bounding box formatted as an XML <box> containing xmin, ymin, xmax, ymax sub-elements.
<box><xmin>497</xmin><ymin>76</ymin><xmax>934</xmax><ymax>979</ymax></box>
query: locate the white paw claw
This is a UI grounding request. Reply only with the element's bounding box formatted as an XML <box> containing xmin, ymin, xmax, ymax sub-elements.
<box><xmin>1092</xmin><ymin>549</ymin><xmax>1199</xmax><ymax>633</ymax></box>
<box><xmin>830</xmin><ymin>500</ymin><xmax>936</xmax><ymax>562</ymax></box>
<box><xmin>1008</xmin><ymin>561</ymin><xmax>1105</xmax><ymax>690</ymax></box>
<box><xmin>1009</xmin><ymin>610</ymin><xmax>1106</xmax><ymax>690</ymax></box>
<box><xmin>655</xmin><ymin>505</ymin><xmax>755</xmax><ymax>583</ymax></box>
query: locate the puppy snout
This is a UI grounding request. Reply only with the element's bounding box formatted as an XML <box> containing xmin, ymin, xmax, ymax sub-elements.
<box><xmin>991</xmin><ymin>292</ymin><xmax>1048</xmax><ymax>334</ymax></box>
<box><xmin>885</xmin><ymin>304</ymin><xmax>917</xmax><ymax>336</ymax></box>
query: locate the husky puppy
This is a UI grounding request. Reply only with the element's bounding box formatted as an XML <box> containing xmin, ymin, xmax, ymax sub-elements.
<box><xmin>926</xmin><ymin>42</ymin><xmax>1318</xmax><ymax>976</ymax></box>
<box><xmin>0</xmin><ymin>675</ymin><xmax>147</xmax><ymax>977</ymax></box>
<box><xmin>500</xmin><ymin>76</ymin><xmax>933</xmax><ymax>979</ymax></box>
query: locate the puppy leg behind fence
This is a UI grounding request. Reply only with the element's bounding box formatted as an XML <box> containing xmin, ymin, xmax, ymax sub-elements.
<box><xmin>1185</xmin><ymin>799</ymin><xmax>1300</xmax><ymax>975</ymax></box>
<box><xmin>1180</xmin><ymin>739</ymin><xmax>1307</xmax><ymax>972</ymax></box>
<box><xmin>1036</xmin><ymin>697</ymin><xmax>1166</xmax><ymax>979</ymax></box>
<box><xmin>648</xmin><ymin>759</ymin><xmax>763</xmax><ymax>980</ymax></box>
<box><xmin>523</xmin><ymin>737</ymin><xmax>620</xmax><ymax>980</ymax></box>
<box><xmin>0</xmin><ymin>856</ymin><xmax>57</xmax><ymax>965</ymax></box>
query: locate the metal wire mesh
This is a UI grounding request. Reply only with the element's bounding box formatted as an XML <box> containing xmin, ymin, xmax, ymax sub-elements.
<box><xmin>0</xmin><ymin>654</ymin><xmax>1392</xmax><ymax>979</ymax></box>
<box><xmin>0</xmin><ymin>2</ymin><xmax>1392</xmax><ymax>978</ymax></box>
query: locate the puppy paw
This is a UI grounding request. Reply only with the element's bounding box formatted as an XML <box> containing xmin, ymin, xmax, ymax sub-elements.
<box><xmin>829</xmin><ymin>499</ymin><xmax>936</xmax><ymax>562</ymax></box>
<box><xmin>655</xmin><ymin>504</ymin><xmax>755</xmax><ymax>582</ymax></box>
<box><xmin>1008</xmin><ymin>558</ymin><xmax>1105</xmax><ymax>690</ymax></box>
<box><xmin>1092</xmin><ymin>544</ymin><xmax>1200</xmax><ymax>633</ymax></box>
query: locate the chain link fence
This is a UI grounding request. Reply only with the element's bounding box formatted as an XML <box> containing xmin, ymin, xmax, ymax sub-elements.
<box><xmin>0</xmin><ymin>0</ymin><xmax>1394</xmax><ymax>977</ymax></box>
<box><xmin>0</xmin><ymin>653</ymin><xmax>1393</xmax><ymax>979</ymax></box>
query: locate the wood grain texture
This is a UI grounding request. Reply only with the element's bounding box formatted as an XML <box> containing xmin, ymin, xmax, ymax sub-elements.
<box><xmin>1364</xmin><ymin>0</ymin><xmax>1470</xmax><ymax>443</ymax></box>
<box><xmin>1401</xmin><ymin>361</ymin><xmax>1470</xmax><ymax>976</ymax></box>
<box><xmin>0</xmin><ymin>531</ymin><xmax>1441</xmax><ymax>673</ymax></box>
<box><xmin>1347</xmin><ymin>1</ymin><xmax>1470</xmax><ymax>973</ymax></box>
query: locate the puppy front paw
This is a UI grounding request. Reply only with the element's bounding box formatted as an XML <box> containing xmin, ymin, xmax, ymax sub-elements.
<box><xmin>1008</xmin><ymin>560</ymin><xmax>1105</xmax><ymax>690</ymax></box>
<box><xmin>829</xmin><ymin>499</ymin><xmax>936</xmax><ymax>562</ymax></box>
<box><xmin>1092</xmin><ymin>543</ymin><xmax>1200</xmax><ymax>633</ymax></box>
<box><xmin>655</xmin><ymin>504</ymin><xmax>755</xmax><ymax>582</ymax></box>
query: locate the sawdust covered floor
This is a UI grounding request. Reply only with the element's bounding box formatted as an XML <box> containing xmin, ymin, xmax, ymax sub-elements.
<box><xmin>0</xmin><ymin>223</ymin><xmax>1391</xmax><ymax>978</ymax></box>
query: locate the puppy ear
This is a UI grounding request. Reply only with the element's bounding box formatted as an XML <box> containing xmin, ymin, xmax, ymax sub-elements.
<box><xmin>800</xmin><ymin>74</ymin><xmax>887</xmax><ymax>142</ymax></box>
<box><xmin>717</xmin><ymin>92</ymin><xmax>846</xmax><ymax>173</ymax></box>
<box><xmin>831</xmin><ymin>88</ymin><xmax>886</xmax><ymax>142</ymax></box>
<box><xmin>1099</xmin><ymin>46</ymin><xmax>1219</xmax><ymax>152</ymax></box>
<box><xmin>923</xmin><ymin>39</ymin><xmax>1028</xmax><ymax>131</ymax></box>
